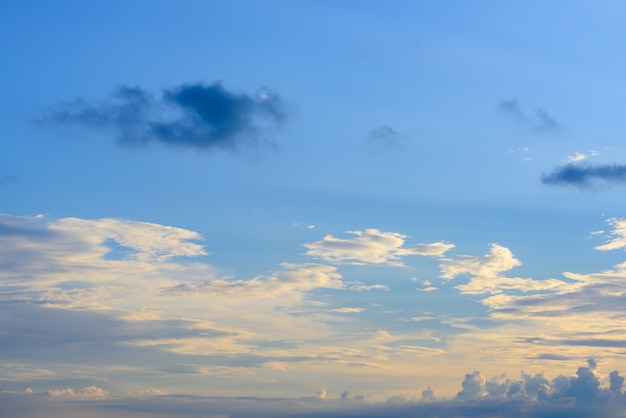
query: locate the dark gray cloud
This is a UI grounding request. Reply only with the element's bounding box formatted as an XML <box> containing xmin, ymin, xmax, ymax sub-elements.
<box><xmin>37</xmin><ymin>82</ymin><xmax>291</xmax><ymax>152</ymax></box>
<box><xmin>498</xmin><ymin>99</ymin><xmax>562</xmax><ymax>134</ymax></box>
<box><xmin>365</xmin><ymin>125</ymin><xmax>408</xmax><ymax>150</ymax></box>
<box><xmin>542</xmin><ymin>163</ymin><xmax>626</xmax><ymax>189</ymax></box>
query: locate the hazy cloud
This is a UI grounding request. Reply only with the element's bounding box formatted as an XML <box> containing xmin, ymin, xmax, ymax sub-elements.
<box><xmin>37</xmin><ymin>82</ymin><xmax>291</xmax><ymax>152</ymax></box>
<box><xmin>498</xmin><ymin>99</ymin><xmax>561</xmax><ymax>134</ymax></box>
<box><xmin>162</xmin><ymin>262</ymin><xmax>343</xmax><ymax>300</ymax></box>
<box><xmin>0</xmin><ymin>175</ymin><xmax>16</xmax><ymax>185</ymax></box>
<box><xmin>542</xmin><ymin>163</ymin><xmax>626</xmax><ymax>189</ymax></box>
<box><xmin>366</xmin><ymin>125</ymin><xmax>408</xmax><ymax>150</ymax></box>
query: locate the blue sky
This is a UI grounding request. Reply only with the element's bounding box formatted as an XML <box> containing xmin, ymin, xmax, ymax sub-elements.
<box><xmin>3</xmin><ymin>1</ymin><xmax>626</xmax><ymax>416</ymax></box>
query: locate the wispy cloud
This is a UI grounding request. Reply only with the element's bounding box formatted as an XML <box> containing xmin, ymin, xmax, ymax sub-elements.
<box><xmin>541</xmin><ymin>163</ymin><xmax>626</xmax><ymax>189</ymax></box>
<box><xmin>303</xmin><ymin>229</ymin><xmax>454</xmax><ymax>266</ymax></box>
<box><xmin>498</xmin><ymin>99</ymin><xmax>562</xmax><ymax>134</ymax></box>
<box><xmin>0</xmin><ymin>175</ymin><xmax>16</xmax><ymax>185</ymax></box>
<box><xmin>36</xmin><ymin>82</ymin><xmax>291</xmax><ymax>153</ymax></box>
<box><xmin>366</xmin><ymin>125</ymin><xmax>408</xmax><ymax>150</ymax></box>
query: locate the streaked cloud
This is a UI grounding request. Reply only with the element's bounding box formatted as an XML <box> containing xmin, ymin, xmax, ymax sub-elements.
<box><xmin>303</xmin><ymin>229</ymin><xmax>454</xmax><ymax>266</ymax></box>
<box><xmin>161</xmin><ymin>262</ymin><xmax>344</xmax><ymax>300</ymax></box>
<box><xmin>330</xmin><ymin>307</ymin><xmax>364</xmax><ymax>313</ymax></box>
<box><xmin>541</xmin><ymin>163</ymin><xmax>626</xmax><ymax>189</ymax></box>
<box><xmin>498</xmin><ymin>99</ymin><xmax>562</xmax><ymax>134</ymax></box>
<box><xmin>595</xmin><ymin>218</ymin><xmax>626</xmax><ymax>251</ymax></box>
<box><xmin>36</xmin><ymin>82</ymin><xmax>291</xmax><ymax>152</ymax></box>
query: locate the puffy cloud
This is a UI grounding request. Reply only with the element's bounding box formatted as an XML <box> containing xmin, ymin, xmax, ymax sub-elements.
<box><xmin>2</xmin><ymin>361</ymin><xmax>626</xmax><ymax>417</ymax></box>
<box><xmin>314</xmin><ymin>388</ymin><xmax>327</xmax><ymax>399</ymax></box>
<box><xmin>541</xmin><ymin>163</ymin><xmax>626</xmax><ymax>189</ymax></box>
<box><xmin>129</xmin><ymin>388</ymin><xmax>169</xmax><ymax>397</ymax></box>
<box><xmin>455</xmin><ymin>371</ymin><xmax>487</xmax><ymax>400</ymax></box>
<box><xmin>37</xmin><ymin>82</ymin><xmax>291</xmax><ymax>153</ymax></box>
<box><xmin>439</xmin><ymin>244</ymin><xmax>565</xmax><ymax>295</ymax></box>
<box><xmin>48</xmin><ymin>386</ymin><xmax>109</xmax><ymax>398</ymax></box>
<box><xmin>303</xmin><ymin>229</ymin><xmax>454</xmax><ymax>266</ymax></box>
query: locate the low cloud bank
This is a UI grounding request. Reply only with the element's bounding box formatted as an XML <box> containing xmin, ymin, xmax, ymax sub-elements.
<box><xmin>3</xmin><ymin>360</ymin><xmax>625</xmax><ymax>418</ymax></box>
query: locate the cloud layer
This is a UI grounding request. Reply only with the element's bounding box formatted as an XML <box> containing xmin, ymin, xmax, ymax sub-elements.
<box><xmin>37</xmin><ymin>82</ymin><xmax>291</xmax><ymax>152</ymax></box>
<box><xmin>3</xmin><ymin>360</ymin><xmax>626</xmax><ymax>418</ymax></box>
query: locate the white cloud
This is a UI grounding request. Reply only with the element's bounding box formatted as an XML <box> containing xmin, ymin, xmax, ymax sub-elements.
<box><xmin>595</xmin><ymin>218</ymin><xmax>626</xmax><ymax>251</ymax></box>
<box><xmin>439</xmin><ymin>244</ymin><xmax>565</xmax><ymax>295</ymax></box>
<box><xmin>330</xmin><ymin>307</ymin><xmax>364</xmax><ymax>313</ymax></box>
<box><xmin>48</xmin><ymin>386</ymin><xmax>109</xmax><ymax>398</ymax></box>
<box><xmin>564</xmin><ymin>152</ymin><xmax>587</xmax><ymax>162</ymax></box>
<box><xmin>303</xmin><ymin>229</ymin><xmax>454</xmax><ymax>266</ymax></box>
<box><xmin>129</xmin><ymin>388</ymin><xmax>169</xmax><ymax>397</ymax></box>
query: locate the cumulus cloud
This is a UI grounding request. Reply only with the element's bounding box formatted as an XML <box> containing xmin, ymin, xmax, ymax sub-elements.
<box><xmin>37</xmin><ymin>82</ymin><xmax>291</xmax><ymax>152</ymax></box>
<box><xmin>542</xmin><ymin>163</ymin><xmax>626</xmax><ymax>189</ymax></box>
<box><xmin>498</xmin><ymin>99</ymin><xmax>561</xmax><ymax>134</ymax></box>
<box><xmin>3</xmin><ymin>361</ymin><xmax>625</xmax><ymax>417</ymax></box>
<box><xmin>439</xmin><ymin>244</ymin><xmax>565</xmax><ymax>295</ymax></box>
<box><xmin>48</xmin><ymin>386</ymin><xmax>109</xmax><ymax>398</ymax></box>
<box><xmin>366</xmin><ymin>125</ymin><xmax>408</xmax><ymax>150</ymax></box>
<box><xmin>303</xmin><ymin>229</ymin><xmax>454</xmax><ymax>266</ymax></box>
<box><xmin>129</xmin><ymin>388</ymin><xmax>169</xmax><ymax>397</ymax></box>
<box><xmin>455</xmin><ymin>371</ymin><xmax>488</xmax><ymax>400</ymax></box>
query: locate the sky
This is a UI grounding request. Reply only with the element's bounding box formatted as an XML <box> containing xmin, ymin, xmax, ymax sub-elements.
<box><xmin>3</xmin><ymin>1</ymin><xmax>626</xmax><ymax>417</ymax></box>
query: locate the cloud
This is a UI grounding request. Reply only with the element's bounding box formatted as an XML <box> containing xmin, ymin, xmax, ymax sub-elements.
<box><xmin>128</xmin><ymin>388</ymin><xmax>169</xmax><ymax>397</ymax></box>
<box><xmin>161</xmin><ymin>262</ymin><xmax>343</xmax><ymax>300</ymax></box>
<box><xmin>303</xmin><ymin>229</ymin><xmax>454</xmax><ymax>266</ymax></box>
<box><xmin>541</xmin><ymin>163</ymin><xmax>626</xmax><ymax>189</ymax></box>
<box><xmin>563</xmin><ymin>150</ymin><xmax>598</xmax><ymax>163</ymax></box>
<box><xmin>366</xmin><ymin>125</ymin><xmax>408</xmax><ymax>150</ymax></box>
<box><xmin>594</xmin><ymin>218</ymin><xmax>626</xmax><ymax>251</ymax></box>
<box><xmin>37</xmin><ymin>82</ymin><xmax>291</xmax><ymax>152</ymax></box>
<box><xmin>0</xmin><ymin>175</ymin><xmax>16</xmax><ymax>185</ymax></box>
<box><xmin>498</xmin><ymin>99</ymin><xmax>561</xmax><ymax>134</ymax></box>
<box><xmin>330</xmin><ymin>307</ymin><xmax>364</xmax><ymax>313</ymax></box>
<box><xmin>455</xmin><ymin>371</ymin><xmax>488</xmax><ymax>400</ymax></box>
<box><xmin>48</xmin><ymin>386</ymin><xmax>109</xmax><ymax>398</ymax></box>
<box><xmin>3</xmin><ymin>361</ymin><xmax>626</xmax><ymax>417</ymax></box>
<box><xmin>439</xmin><ymin>243</ymin><xmax>565</xmax><ymax>295</ymax></box>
